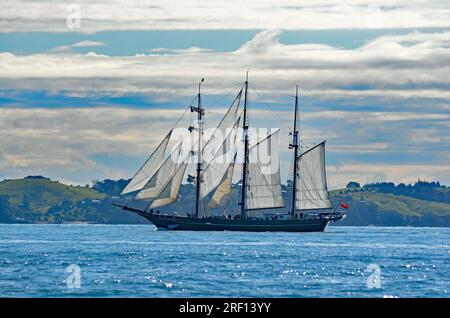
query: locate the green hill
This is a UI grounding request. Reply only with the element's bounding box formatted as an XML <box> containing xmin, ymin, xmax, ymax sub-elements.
<box><xmin>0</xmin><ymin>177</ymin><xmax>449</xmax><ymax>226</ymax></box>
<box><xmin>0</xmin><ymin>177</ymin><xmax>119</xmax><ymax>224</ymax></box>
<box><xmin>0</xmin><ymin>177</ymin><xmax>105</xmax><ymax>213</ymax></box>
<box><xmin>330</xmin><ymin>189</ymin><xmax>450</xmax><ymax>226</ymax></box>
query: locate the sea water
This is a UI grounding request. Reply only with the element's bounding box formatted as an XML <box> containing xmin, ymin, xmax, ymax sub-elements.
<box><xmin>0</xmin><ymin>224</ymin><xmax>449</xmax><ymax>297</ymax></box>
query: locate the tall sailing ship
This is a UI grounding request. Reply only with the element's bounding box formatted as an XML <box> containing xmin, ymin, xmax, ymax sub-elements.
<box><xmin>114</xmin><ymin>75</ymin><xmax>346</xmax><ymax>232</ymax></box>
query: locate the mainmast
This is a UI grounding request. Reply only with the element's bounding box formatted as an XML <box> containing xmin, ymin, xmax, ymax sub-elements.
<box><xmin>290</xmin><ymin>85</ymin><xmax>300</xmax><ymax>219</ymax></box>
<box><xmin>240</xmin><ymin>72</ymin><xmax>249</xmax><ymax>219</ymax></box>
<box><xmin>194</xmin><ymin>78</ymin><xmax>205</xmax><ymax>217</ymax></box>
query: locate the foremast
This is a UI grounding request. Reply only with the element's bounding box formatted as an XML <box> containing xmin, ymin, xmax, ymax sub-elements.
<box><xmin>239</xmin><ymin>72</ymin><xmax>249</xmax><ymax>220</ymax></box>
<box><xmin>290</xmin><ymin>85</ymin><xmax>300</xmax><ymax>219</ymax></box>
<box><xmin>193</xmin><ymin>78</ymin><xmax>205</xmax><ymax>218</ymax></box>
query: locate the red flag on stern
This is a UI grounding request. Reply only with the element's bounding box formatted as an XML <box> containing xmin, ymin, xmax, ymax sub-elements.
<box><xmin>340</xmin><ymin>202</ymin><xmax>349</xmax><ymax>209</ymax></box>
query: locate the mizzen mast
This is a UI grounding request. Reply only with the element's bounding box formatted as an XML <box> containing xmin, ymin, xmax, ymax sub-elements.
<box><xmin>193</xmin><ymin>78</ymin><xmax>205</xmax><ymax>218</ymax></box>
<box><xmin>290</xmin><ymin>85</ymin><xmax>300</xmax><ymax>219</ymax></box>
<box><xmin>239</xmin><ymin>72</ymin><xmax>249</xmax><ymax>220</ymax></box>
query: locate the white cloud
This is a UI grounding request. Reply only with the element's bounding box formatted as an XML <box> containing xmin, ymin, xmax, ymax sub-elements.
<box><xmin>0</xmin><ymin>107</ymin><xmax>184</xmax><ymax>183</ymax></box>
<box><xmin>1</xmin><ymin>30</ymin><xmax>449</xmax><ymax>186</ymax></box>
<box><xmin>71</xmin><ymin>40</ymin><xmax>105</xmax><ymax>48</ymax></box>
<box><xmin>328</xmin><ymin>163</ymin><xmax>450</xmax><ymax>188</ymax></box>
<box><xmin>299</xmin><ymin>110</ymin><xmax>450</xmax><ymax>122</ymax></box>
<box><xmin>1</xmin><ymin>30</ymin><xmax>450</xmax><ymax>103</ymax></box>
<box><xmin>149</xmin><ymin>47</ymin><xmax>214</xmax><ymax>54</ymax></box>
<box><xmin>0</xmin><ymin>107</ymin><xmax>449</xmax><ymax>186</ymax></box>
<box><xmin>1</xmin><ymin>1</ymin><xmax>450</xmax><ymax>32</ymax></box>
<box><xmin>51</xmin><ymin>40</ymin><xmax>106</xmax><ymax>52</ymax></box>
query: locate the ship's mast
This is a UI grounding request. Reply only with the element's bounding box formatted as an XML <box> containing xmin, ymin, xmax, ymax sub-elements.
<box><xmin>240</xmin><ymin>72</ymin><xmax>249</xmax><ymax>219</ymax></box>
<box><xmin>290</xmin><ymin>85</ymin><xmax>300</xmax><ymax>219</ymax></box>
<box><xmin>195</xmin><ymin>78</ymin><xmax>205</xmax><ymax>218</ymax></box>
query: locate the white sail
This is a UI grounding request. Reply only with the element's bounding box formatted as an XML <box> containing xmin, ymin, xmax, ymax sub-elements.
<box><xmin>149</xmin><ymin>162</ymin><xmax>188</xmax><ymax>208</ymax></box>
<box><xmin>135</xmin><ymin>140</ymin><xmax>183</xmax><ymax>200</ymax></box>
<box><xmin>208</xmin><ymin>156</ymin><xmax>236</xmax><ymax>209</ymax></box>
<box><xmin>295</xmin><ymin>142</ymin><xmax>332</xmax><ymax>210</ymax></box>
<box><xmin>200</xmin><ymin>116</ymin><xmax>240</xmax><ymax>199</ymax></box>
<box><xmin>245</xmin><ymin>130</ymin><xmax>284</xmax><ymax>210</ymax></box>
<box><xmin>121</xmin><ymin>130</ymin><xmax>171</xmax><ymax>195</ymax></box>
<box><xmin>202</xmin><ymin>89</ymin><xmax>241</xmax><ymax>164</ymax></box>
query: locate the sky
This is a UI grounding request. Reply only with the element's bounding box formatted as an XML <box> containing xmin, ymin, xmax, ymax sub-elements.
<box><xmin>0</xmin><ymin>0</ymin><xmax>449</xmax><ymax>188</ymax></box>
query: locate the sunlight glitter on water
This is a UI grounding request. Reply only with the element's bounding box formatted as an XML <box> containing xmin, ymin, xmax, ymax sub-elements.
<box><xmin>0</xmin><ymin>225</ymin><xmax>449</xmax><ymax>297</ymax></box>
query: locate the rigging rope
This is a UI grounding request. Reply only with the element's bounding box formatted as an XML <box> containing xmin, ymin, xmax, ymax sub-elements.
<box><xmin>172</xmin><ymin>95</ymin><xmax>198</xmax><ymax>129</ymax></box>
<box><xmin>203</xmin><ymin>82</ymin><xmax>244</xmax><ymax>109</ymax></box>
<box><xmin>249</xmin><ymin>84</ymin><xmax>294</xmax><ymax>133</ymax></box>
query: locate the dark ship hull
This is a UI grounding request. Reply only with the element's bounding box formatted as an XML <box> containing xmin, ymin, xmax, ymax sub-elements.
<box><xmin>114</xmin><ymin>204</ymin><xmax>345</xmax><ymax>232</ymax></box>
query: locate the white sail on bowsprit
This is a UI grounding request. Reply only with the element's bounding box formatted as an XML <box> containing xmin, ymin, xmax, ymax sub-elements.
<box><xmin>120</xmin><ymin>130</ymin><xmax>172</xmax><ymax>195</ymax></box>
<box><xmin>149</xmin><ymin>162</ymin><xmax>188</xmax><ymax>208</ymax></box>
<box><xmin>295</xmin><ymin>141</ymin><xmax>332</xmax><ymax>210</ymax></box>
<box><xmin>135</xmin><ymin>140</ymin><xmax>183</xmax><ymax>200</ymax></box>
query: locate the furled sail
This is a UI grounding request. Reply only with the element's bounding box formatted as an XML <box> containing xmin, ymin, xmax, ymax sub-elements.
<box><xmin>295</xmin><ymin>141</ymin><xmax>332</xmax><ymax>210</ymax></box>
<box><xmin>135</xmin><ymin>140</ymin><xmax>183</xmax><ymax>200</ymax></box>
<box><xmin>245</xmin><ymin>130</ymin><xmax>284</xmax><ymax>210</ymax></box>
<box><xmin>121</xmin><ymin>130</ymin><xmax>172</xmax><ymax>195</ymax></box>
<box><xmin>200</xmin><ymin>116</ymin><xmax>240</xmax><ymax>200</ymax></box>
<box><xmin>208</xmin><ymin>154</ymin><xmax>236</xmax><ymax>209</ymax></box>
<box><xmin>149</xmin><ymin>162</ymin><xmax>188</xmax><ymax>208</ymax></box>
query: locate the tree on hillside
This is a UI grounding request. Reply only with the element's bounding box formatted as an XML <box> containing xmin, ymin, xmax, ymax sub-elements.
<box><xmin>93</xmin><ymin>179</ymin><xmax>130</xmax><ymax>196</ymax></box>
<box><xmin>346</xmin><ymin>182</ymin><xmax>360</xmax><ymax>190</ymax></box>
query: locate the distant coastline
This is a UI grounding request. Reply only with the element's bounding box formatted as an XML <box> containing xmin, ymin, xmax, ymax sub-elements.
<box><xmin>1</xmin><ymin>177</ymin><xmax>449</xmax><ymax>227</ymax></box>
